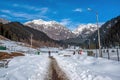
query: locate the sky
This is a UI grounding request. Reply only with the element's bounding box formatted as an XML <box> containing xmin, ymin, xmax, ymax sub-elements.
<box><xmin>0</xmin><ymin>0</ymin><xmax>120</xmax><ymax>30</ymax></box>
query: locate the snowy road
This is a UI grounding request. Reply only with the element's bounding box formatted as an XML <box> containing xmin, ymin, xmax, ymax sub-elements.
<box><xmin>46</xmin><ymin>56</ymin><xmax>69</xmax><ymax>80</ymax></box>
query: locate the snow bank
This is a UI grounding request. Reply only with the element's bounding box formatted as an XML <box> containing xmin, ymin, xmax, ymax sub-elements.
<box><xmin>0</xmin><ymin>54</ymin><xmax>49</xmax><ymax>80</ymax></box>
<box><xmin>0</xmin><ymin>40</ymin><xmax>37</xmax><ymax>54</ymax></box>
<box><xmin>55</xmin><ymin>51</ymin><xmax>120</xmax><ymax>80</ymax></box>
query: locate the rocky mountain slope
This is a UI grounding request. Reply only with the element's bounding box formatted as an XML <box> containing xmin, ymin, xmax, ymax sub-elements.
<box><xmin>61</xmin><ymin>23</ymin><xmax>98</xmax><ymax>46</ymax></box>
<box><xmin>73</xmin><ymin>23</ymin><xmax>97</xmax><ymax>38</ymax></box>
<box><xmin>85</xmin><ymin>15</ymin><xmax>120</xmax><ymax>48</ymax></box>
<box><xmin>0</xmin><ymin>18</ymin><xmax>9</xmax><ymax>24</ymax></box>
<box><xmin>24</xmin><ymin>19</ymin><xmax>76</xmax><ymax>40</ymax></box>
<box><xmin>0</xmin><ymin>22</ymin><xmax>61</xmax><ymax>47</ymax></box>
<box><xmin>62</xmin><ymin>16</ymin><xmax>120</xmax><ymax>48</ymax></box>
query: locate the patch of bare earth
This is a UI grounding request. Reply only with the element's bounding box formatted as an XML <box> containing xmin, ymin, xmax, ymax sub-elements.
<box><xmin>45</xmin><ymin>56</ymin><xmax>69</xmax><ymax>80</ymax></box>
<box><xmin>0</xmin><ymin>35</ymin><xmax>9</xmax><ymax>40</ymax></box>
<box><xmin>0</xmin><ymin>52</ymin><xmax>24</xmax><ymax>60</ymax></box>
<box><xmin>0</xmin><ymin>52</ymin><xmax>24</xmax><ymax>68</ymax></box>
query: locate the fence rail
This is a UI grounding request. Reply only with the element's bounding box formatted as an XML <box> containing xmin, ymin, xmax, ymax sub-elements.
<box><xmin>85</xmin><ymin>48</ymin><xmax>120</xmax><ymax>61</ymax></box>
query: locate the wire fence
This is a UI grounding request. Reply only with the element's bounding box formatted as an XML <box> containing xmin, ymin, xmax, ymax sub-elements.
<box><xmin>85</xmin><ymin>48</ymin><xmax>120</xmax><ymax>61</ymax></box>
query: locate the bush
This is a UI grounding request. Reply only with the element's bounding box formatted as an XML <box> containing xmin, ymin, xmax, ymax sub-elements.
<box><xmin>11</xmin><ymin>52</ymin><xmax>25</xmax><ymax>57</ymax></box>
<box><xmin>0</xmin><ymin>52</ymin><xmax>24</xmax><ymax>60</ymax></box>
<box><xmin>0</xmin><ymin>52</ymin><xmax>12</xmax><ymax>60</ymax></box>
<box><xmin>111</xmin><ymin>50</ymin><xmax>115</xmax><ymax>52</ymax></box>
<box><xmin>87</xmin><ymin>51</ymin><xmax>95</xmax><ymax>56</ymax></box>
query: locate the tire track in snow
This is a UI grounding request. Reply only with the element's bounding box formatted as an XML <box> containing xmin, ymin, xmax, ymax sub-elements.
<box><xmin>45</xmin><ymin>56</ymin><xmax>69</xmax><ymax>80</ymax></box>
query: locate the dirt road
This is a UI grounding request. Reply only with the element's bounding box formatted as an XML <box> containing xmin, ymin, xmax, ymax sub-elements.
<box><xmin>45</xmin><ymin>56</ymin><xmax>69</xmax><ymax>80</ymax></box>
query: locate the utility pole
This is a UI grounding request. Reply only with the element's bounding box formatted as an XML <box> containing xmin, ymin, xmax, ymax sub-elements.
<box><xmin>88</xmin><ymin>8</ymin><xmax>102</xmax><ymax>57</ymax></box>
<box><xmin>30</xmin><ymin>34</ymin><xmax>33</xmax><ymax>48</ymax></box>
<box><xmin>96</xmin><ymin>12</ymin><xmax>102</xmax><ymax>57</ymax></box>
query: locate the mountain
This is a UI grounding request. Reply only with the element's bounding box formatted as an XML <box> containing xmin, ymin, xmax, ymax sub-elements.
<box><xmin>87</xmin><ymin>15</ymin><xmax>120</xmax><ymax>48</ymax></box>
<box><xmin>24</xmin><ymin>19</ymin><xmax>76</xmax><ymax>40</ymax></box>
<box><xmin>0</xmin><ymin>22</ymin><xmax>61</xmax><ymax>47</ymax></box>
<box><xmin>0</xmin><ymin>35</ymin><xmax>9</xmax><ymax>40</ymax></box>
<box><xmin>73</xmin><ymin>23</ymin><xmax>98</xmax><ymax>38</ymax></box>
<box><xmin>103</xmin><ymin>21</ymin><xmax>120</xmax><ymax>47</ymax></box>
<box><xmin>61</xmin><ymin>24</ymin><xmax>98</xmax><ymax>46</ymax></box>
<box><xmin>0</xmin><ymin>18</ymin><xmax>9</xmax><ymax>24</ymax></box>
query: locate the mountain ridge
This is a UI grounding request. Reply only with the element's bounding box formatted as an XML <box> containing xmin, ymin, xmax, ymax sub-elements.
<box><xmin>0</xmin><ymin>22</ymin><xmax>61</xmax><ymax>47</ymax></box>
<box><xmin>24</xmin><ymin>19</ymin><xmax>76</xmax><ymax>40</ymax></box>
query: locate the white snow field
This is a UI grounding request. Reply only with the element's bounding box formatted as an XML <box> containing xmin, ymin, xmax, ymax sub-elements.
<box><xmin>0</xmin><ymin>40</ymin><xmax>120</xmax><ymax>80</ymax></box>
<box><xmin>84</xmin><ymin>49</ymin><xmax>120</xmax><ymax>61</ymax></box>
<box><xmin>0</xmin><ymin>55</ymin><xmax>49</xmax><ymax>80</ymax></box>
<box><xmin>0</xmin><ymin>40</ymin><xmax>50</xmax><ymax>80</ymax></box>
<box><xmin>0</xmin><ymin>40</ymin><xmax>37</xmax><ymax>53</ymax></box>
<box><xmin>54</xmin><ymin>50</ymin><xmax>120</xmax><ymax>80</ymax></box>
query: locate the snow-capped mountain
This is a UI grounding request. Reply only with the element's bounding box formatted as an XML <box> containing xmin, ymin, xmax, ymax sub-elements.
<box><xmin>59</xmin><ymin>23</ymin><xmax>99</xmax><ymax>45</ymax></box>
<box><xmin>73</xmin><ymin>23</ymin><xmax>98</xmax><ymax>38</ymax></box>
<box><xmin>24</xmin><ymin>19</ymin><xmax>76</xmax><ymax>40</ymax></box>
<box><xmin>0</xmin><ymin>18</ymin><xmax>9</xmax><ymax>24</ymax></box>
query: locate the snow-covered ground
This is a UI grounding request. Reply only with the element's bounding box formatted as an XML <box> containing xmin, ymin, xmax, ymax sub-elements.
<box><xmin>0</xmin><ymin>55</ymin><xmax>49</xmax><ymax>80</ymax></box>
<box><xmin>85</xmin><ymin>49</ymin><xmax>120</xmax><ymax>61</ymax></box>
<box><xmin>0</xmin><ymin>40</ymin><xmax>50</xmax><ymax>80</ymax></box>
<box><xmin>0</xmin><ymin>40</ymin><xmax>120</xmax><ymax>80</ymax></box>
<box><xmin>54</xmin><ymin>50</ymin><xmax>120</xmax><ymax>80</ymax></box>
<box><xmin>0</xmin><ymin>40</ymin><xmax>37</xmax><ymax>54</ymax></box>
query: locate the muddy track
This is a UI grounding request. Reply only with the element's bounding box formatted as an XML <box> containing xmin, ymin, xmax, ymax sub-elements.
<box><xmin>45</xmin><ymin>56</ymin><xmax>69</xmax><ymax>80</ymax></box>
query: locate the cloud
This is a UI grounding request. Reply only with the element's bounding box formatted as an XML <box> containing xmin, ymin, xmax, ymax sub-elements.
<box><xmin>73</xmin><ymin>8</ymin><xmax>82</xmax><ymax>12</ymax></box>
<box><xmin>13</xmin><ymin>4</ymin><xmax>19</xmax><ymax>7</ymax></box>
<box><xmin>0</xmin><ymin>14</ymin><xmax>12</xmax><ymax>19</ymax></box>
<box><xmin>1</xmin><ymin>10</ymin><xmax>11</xmax><ymax>13</ymax></box>
<box><xmin>60</xmin><ymin>19</ymin><xmax>71</xmax><ymax>26</ymax></box>
<box><xmin>12</xmin><ymin>3</ymin><xmax>48</xmax><ymax>13</ymax></box>
<box><xmin>60</xmin><ymin>19</ymin><xmax>76</xmax><ymax>30</ymax></box>
<box><xmin>13</xmin><ymin>4</ymin><xmax>36</xmax><ymax>10</ymax></box>
<box><xmin>40</xmin><ymin>8</ymin><xmax>48</xmax><ymax>14</ymax></box>
<box><xmin>53</xmin><ymin>11</ymin><xmax>57</xmax><ymax>14</ymax></box>
<box><xmin>0</xmin><ymin>9</ymin><xmax>48</xmax><ymax>20</ymax></box>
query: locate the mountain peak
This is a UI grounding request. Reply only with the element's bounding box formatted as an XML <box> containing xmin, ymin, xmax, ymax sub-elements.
<box><xmin>73</xmin><ymin>23</ymin><xmax>98</xmax><ymax>35</ymax></box>
<box><xmin>24</xmin><ymin>19</ymin><xmax>76</xmax><ymax>40</ymax></box>
<box><xmin>25</xmin><ymin>19</ymin><xmax>58</xmax><ymax>26</ymax></box>
<box><xmin>0</xmin><ymin>18</ymin><xmax>9</xmax><ymax>24</ymax></box>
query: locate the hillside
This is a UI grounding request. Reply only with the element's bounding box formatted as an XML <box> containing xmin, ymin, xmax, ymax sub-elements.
<box><xmin>24</xmin><ymin>19</ymin><xmax>76</xmax><ymax>40</ymax></box>
<box><xmin>73</xmin><ymin>23</ymin><xmax>97</xmax><ymax>37</ymax></box>
<box><xmin>103</xmin><ymin>21</ymin><xmax>120</xmax><ymax>47</ymax></box>
<box><xmin>0</xmin><ymin>18</ymin><xmax>9</xmax><ymax>24</ymax></box>
<box><xmin>0</xmin><ymin>22</ymin><xmax>60</xmax><ymax>47</ymax></box>
<box><xmin>0</xmin><ymin>35</ymin><xmax>9</xmax><ymax>40</ymax></box>
<box><xmin>61</xmin><ymin>24</ymin><xmax>98</xmax><ymax>46</ymax></box>
<box><xmin>87</xmin><ymin>15</ymin><xmax>120</xmax><ymax>48</ymax></box>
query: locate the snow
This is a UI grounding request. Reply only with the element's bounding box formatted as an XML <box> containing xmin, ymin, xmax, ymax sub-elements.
<box><xmin>73</xmin><ymin>23</ymin><xmax>98</xmax><ymax>35</ymax></box>
<box><xmin>24</xmin><ymin>19</ymin><xmax>59</xmax><ymax>27</ymax></box>
<box><xmin>0</xmin><ymin>18</ymin><xmax>9</xmax><ymax>24</ymax></box>
<box><xmin>24</xmin><ymin>19</ymin><xmax>75</xmax><ymax>40</ymax></box>
<box><xmin>0</xmin><ymin>40</ymin><xmax>120</xmax><ymax>80</ymax></box>
<box><xmin>85</xmin><ymin>49</ymin><xmax>120</xmax><ymax>61</ymax></box>
<box><xmin>0</xmin><ymin>40</ymin><xmax>50</xmax><ymax>80</ymax></box>
<box><xmin>54</xmin><ymin>49</ymin><xmax>120</xmax><ymax>80</ymax></box>
<box><xmin>24</xmin><ymin>19</ymin><xmax>71</xmax><ymax>32</ymax></box>
<box><xmin>0</xmin><ymin>55</ymin><xmax>49</xmax><ymax>80</ymax></box>
<box><xmin>0</xmin><ymin>40</ymin><xmax>36</xmax><ymax>54</ymax></box>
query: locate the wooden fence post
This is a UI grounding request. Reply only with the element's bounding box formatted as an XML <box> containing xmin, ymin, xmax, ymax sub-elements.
<box><xmin>117</xmin><ymin>48</ymin><xmax>119</xmax><ymax>61</ymax></box>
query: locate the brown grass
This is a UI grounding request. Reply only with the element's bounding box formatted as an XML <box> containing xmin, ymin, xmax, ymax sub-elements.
<box><xmin>0</xmin><ymin>52</ymin><xmax>24</xmax><ymax>60</ymax></box>
<box><xmin>0</xmin><ymin>52</ymin><xmax>12</xmax><ymax>60</ymax></box>
<box><xmin>11</xmin><ymin>52</ymin><xmax>25</xmax><ymax>56</ymax></box>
